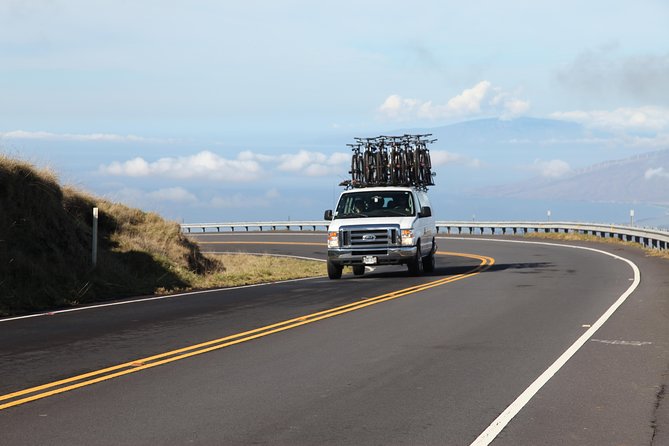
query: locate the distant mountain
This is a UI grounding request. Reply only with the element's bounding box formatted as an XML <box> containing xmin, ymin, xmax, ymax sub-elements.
<box><xmin>477</xmin><ymin>149</ymin><xmax>669</xmax><ymax>205</ymax></box>
<box><xmin>314</xmin><ymin>116</ymin><xmax>668</xmax><ymax>195</ymax></box>
<box><xmin>317</xmin><ymin>117</ymin><xmax>596</xmax><ymax>146</ymax></box>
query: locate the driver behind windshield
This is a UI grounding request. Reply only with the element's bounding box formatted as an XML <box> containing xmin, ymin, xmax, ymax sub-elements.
<box><xmin>391</xmin><ymin>193</ymin><xmax>413</xmax><ymax>215</ymax></box>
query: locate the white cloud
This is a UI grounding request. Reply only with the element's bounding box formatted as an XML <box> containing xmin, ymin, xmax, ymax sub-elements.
<box><xmin>237</xmin><ymin>150</ymin><xmax>276</xmax><ymax>163</ymax></box>
<box><xmin>210</xmin><ymin>193</ymin><xmax>271</xmax><ymax>209</ymax></box>
<box><xmin>102</xmin><ymin>149</ymin><xmax>351</xmax><ymax>181</ymax></box>
<box><xmin>108</xmin><ymin>186</ymin><xmax>199</xmax><ymax>207</ymax></box>
<box><xmin>645</xmin><ymin>167</ymin><xmax>669</xmax><ymax>180</ymax></box>
<box><xmin>430</xmin><ymin>150</ymin><xmax>462</xmax><ymax>166</ymax></box>
<box><xmin>101</xmin><ymin>151</ymin><xmax>263</xmax><ymax>181</ymax></box>
<box><xmin>279</xmin><ymin>151</ymin><xmax>349</xmax><ymax>176</ymax></box>
<box><xmin>550</xmin><ymin>106</ymin><xmax>669</xmax><ymax>132</ymax></box>
<box><xmin>377</xmin><ymin>81</ymin><xmax>530</xmax><ymax>122</ymax></box>
<box><xmin>265</xmin><ymin>187</ymin><xmax>280</xmax><ymax>199</ymax></box>
<box><xmin>445</xmin><ymin>81</ymin><xmax>491</xmax><ymax>115</ymax></box>
<box><xmin>429</xmin><ymin>150</ymin><xmax>481</xmax><ymax>169</ymax></box>
<box><xmin>500</xmin><ymin>98</ymin><xmax>531</xmax><ymax>120</ymax></box>
<box><xmin>146</xmin><ymin>187</ymin><xmax>197</xmax><ymax>203</ymax></box>
<box><xmin>243</xmin><ymin>149</ymin><xmax>350</xmax><ymax>177</ymax></box>
<box><xmin>0</xmin><ymin>130</ymin><xmax>160</xmax><ymax>143</ymax></box>
<box><xmin>532</xmin><ymin>159</ymin><xmax>572</xmax><ymax>178</ymax></box>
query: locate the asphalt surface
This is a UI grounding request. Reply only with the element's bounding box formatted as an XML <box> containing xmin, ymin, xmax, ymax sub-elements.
<box><xmin>1</xmin><ymin>232</ymin><xmax>668</xmax><ymax>445</ymax></box>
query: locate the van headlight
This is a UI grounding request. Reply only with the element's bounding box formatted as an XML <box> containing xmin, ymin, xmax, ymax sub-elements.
<box><xmin>401</xmin><ymin>229</ymin><xmax>415</xmax><ymax>246</ymax></box>
<box><xmin>327</xmin><ymin>231</ymin><xmax>339</xmax><ymax>248</ymax></box>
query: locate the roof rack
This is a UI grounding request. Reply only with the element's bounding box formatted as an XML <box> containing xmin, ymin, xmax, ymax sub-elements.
<box><xmin>339</xmin><ymin>134</ymin><xmax>436</xmax><ymax>190</ymax></box>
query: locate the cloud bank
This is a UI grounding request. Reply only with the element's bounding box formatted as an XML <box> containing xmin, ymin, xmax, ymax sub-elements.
<box><xmin>239</xmin><ymin>150</ymin><xmax>350</xmax><ymax>177</ymax></box>
<box><xmin>101</xmin><ymin>151</ymin><xmax>263</xmax><ymax>181</ymax></box>
<box><xmin>0</xmin><ymin>130</ymin><xmax>160</xmax><ymax>143</ymax></box>
<box><xmin>101</xmin><ymin>149</ymin><xmax>351</xmax><ymax>181</ymax></box>
<box><xmin>378</xmin><ymin>81</ymin><xmax>530</xmax><ymax>122</ymax></box>
<box><xmin>551</xmin><ymin>106</ymin><xmax>669</xmax><ymax>132</ymax></box>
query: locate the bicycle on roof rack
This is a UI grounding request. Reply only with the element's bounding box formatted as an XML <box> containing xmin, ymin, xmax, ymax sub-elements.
<box><xmin>342</xmin><ymin>134</ymin><xmax>436</xmax><ymax>189</ymax></box>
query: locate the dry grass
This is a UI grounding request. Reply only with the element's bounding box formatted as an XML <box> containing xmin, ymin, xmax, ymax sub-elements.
<box><xmin>0</xmin><ymin>155</ymin><xmax>323</xmax><ymax>316</ymax></box>
<box><xmin>525</xmin><ymin>231</ymin><xmax>669</xmax><ymax>260</ymax></box>
<box><xmin>179</xmin><ymin>254</ymin><xmax>325</xmax><ymax>290</ymax></box>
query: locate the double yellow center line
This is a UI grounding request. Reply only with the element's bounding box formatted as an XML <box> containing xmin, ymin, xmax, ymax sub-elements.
<box><xmin>0</xmin><ymin>250</ymin><xmax>493</xmax><ymax>411</ymax></box>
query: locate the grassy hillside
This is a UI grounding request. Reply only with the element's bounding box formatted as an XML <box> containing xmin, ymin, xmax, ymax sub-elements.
<box><xmin>0</xmin><ymin>155</ymin><xmax>324</xmax><ymax>316</ymax></box>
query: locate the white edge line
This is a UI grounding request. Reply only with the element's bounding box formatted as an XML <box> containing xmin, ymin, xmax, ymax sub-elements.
<box><xmin>444</xmin><ymin>237</ymin><xmax>642</xmax><ymax>446</ymax></box>
<box><xmin>0</xmin><ymin>275</ymin><xmax>326</xmax><ymax>324</ymax></box>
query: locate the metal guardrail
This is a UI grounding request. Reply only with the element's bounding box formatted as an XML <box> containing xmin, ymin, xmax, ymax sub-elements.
<box><xmin>181</xmin><ymin>221</ymin><xmax>329</xmax><ymax>232</ymax></box>
<box><xmin>181</xmin><ymin>220</ymin><xmax>669</xmax><ymax>250</ymax></box>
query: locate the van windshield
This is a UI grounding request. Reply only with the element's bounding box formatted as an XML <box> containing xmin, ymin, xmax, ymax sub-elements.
<box><xmin>335</xmin><ymin>191</ymin><xmax>415</xmax><ymax>218</ymax></box>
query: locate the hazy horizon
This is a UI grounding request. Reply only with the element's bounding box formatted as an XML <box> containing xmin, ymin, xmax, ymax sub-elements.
<box><xmin>2</xmin><ymin>1</ymin><xmax>668</xmax><ymax>226</ymax></box>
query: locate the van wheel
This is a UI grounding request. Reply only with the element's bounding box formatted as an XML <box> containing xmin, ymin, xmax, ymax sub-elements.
<box><xmin>423</xmin><ymin>251</ymin><xmax>435</xmax><ymax>272</ymax></box>
<box><xmin>407</xmin><ymin>245</ymin><xmax>423</xmax><ymax>276</ymax></box>
<box><xmin>327</xmin><ymin>260</ymin><xmax>343</xmax><ymax>279</ymax></box>
<box><xmin>353</xmin><ymin>265</ymin><xmax>365</xmax><ymax>276</ymax></box>
<box><xmin>423</xmin><ymin>240</ymin><xmax>436</xmax><ymax>273</ymax></box>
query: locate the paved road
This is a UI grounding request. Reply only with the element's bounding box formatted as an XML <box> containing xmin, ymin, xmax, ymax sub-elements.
<box><xmin>1</xmin><ymin>233</ymin><xmax>668</xmax><ymax>445</ymax></box>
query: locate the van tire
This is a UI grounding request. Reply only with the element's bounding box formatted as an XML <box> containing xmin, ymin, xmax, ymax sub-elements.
<box><xmin>423</xmin><ymin>240</ymin><xmax>436</xmax><ymax>272</ymax></box>
<box><xmin>327</xmin><ymin>260</ymin><xmax>343</xmax><ymax>279</ymax></box>
<box><xmin>353</xmin><ymin>265</ymin><xmax>365</xmax><ymax>276</ymax></box>
<box><xmin>407</xmin><ymin>245</ymin><xmax>423</xmax><ymax>276</ymax></box>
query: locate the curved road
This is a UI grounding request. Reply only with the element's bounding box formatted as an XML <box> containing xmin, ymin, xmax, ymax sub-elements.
<box><xmin>1</xmin><ymin>233</ymin><xmax>668</xmax><ymax>445</ymax></box>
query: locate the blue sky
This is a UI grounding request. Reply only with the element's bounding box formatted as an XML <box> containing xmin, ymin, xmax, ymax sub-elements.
<box><xmin>1</xmin><ymin>1</ymin><xmax>668</xmax><ymax>222</ymax></box>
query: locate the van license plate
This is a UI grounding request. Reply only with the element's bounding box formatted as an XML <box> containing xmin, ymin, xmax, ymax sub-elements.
<box><xmin>363</xmin><ymin>256</ymin><xmax>377</xmax><ymax>265</ymax></box>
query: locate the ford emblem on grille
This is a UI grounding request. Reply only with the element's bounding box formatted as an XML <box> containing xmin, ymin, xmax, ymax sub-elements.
<box><xmin>362</xmin><ymin>234</ymin><xmax>376</xmax><ymax>241</ymax></box>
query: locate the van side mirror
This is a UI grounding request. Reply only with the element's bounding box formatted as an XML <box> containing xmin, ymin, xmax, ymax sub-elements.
<box><xmin>419</xmin><ymin>206</ymin><xmax>432</xmax><ymax>218</ymax></box>
<box><xmin>324</xmin><ymin>210</ymin><xmax>333</xmax><ymax>220</ymax></box>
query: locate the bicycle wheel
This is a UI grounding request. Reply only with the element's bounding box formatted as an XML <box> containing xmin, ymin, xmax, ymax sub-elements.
<box><xmin>365</xmin><ymin>151</ymin><xmax>375</xmax><ymax>185</ymax></box>
<box><xmin>424</xmin><ymin>150</ymin><xmax>433</xmax><ymax>185</ymax></box>
<box><xmin>390</xmin><ymin>149</ymin><xmax>398</xmax><ymax>185</ymax></box>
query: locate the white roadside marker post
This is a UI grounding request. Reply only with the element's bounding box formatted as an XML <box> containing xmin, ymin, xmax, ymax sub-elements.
<box><xmin>92</xmin><ymin>207</ymin><xmax>98</xmax><ymax>268</ymax></box>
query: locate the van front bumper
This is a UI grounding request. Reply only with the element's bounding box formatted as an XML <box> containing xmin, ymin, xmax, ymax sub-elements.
<box><xmin>327</xmin><ymin>246</ymin><xmax>417</xmax><ymax>266</ymax></box>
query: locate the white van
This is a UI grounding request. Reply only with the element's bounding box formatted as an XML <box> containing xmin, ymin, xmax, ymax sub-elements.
<box><xmin>323</xmin><ymin>186</ymin><xmax>437</xmax><ymax>279</ymax></box>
